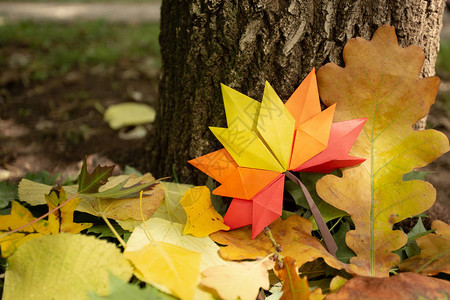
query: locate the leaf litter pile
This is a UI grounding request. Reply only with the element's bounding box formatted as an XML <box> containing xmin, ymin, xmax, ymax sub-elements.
<box><xmin>1</xmin><ymin>25</ymin><xmax>450</xmax><ymax>299</ymax></box>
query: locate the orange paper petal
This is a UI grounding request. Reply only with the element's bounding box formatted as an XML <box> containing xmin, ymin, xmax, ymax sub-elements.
<box><xmin>188</xmin><ymin>149</ymin><xmax>238</xmax><ymax>183</ymax></box>
<box><xmin>213</xmin><ymin>168</ymin><xmax>281</xmax><ymax>200</ymax></box>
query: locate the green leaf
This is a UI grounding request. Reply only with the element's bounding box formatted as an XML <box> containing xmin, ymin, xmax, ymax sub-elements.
<box><xmin>0</xmin><ymin>181</ymin><xmax>17</xmax><ymax>209</ymax></box>
<box><xmin>334</xmin><ymin>221</ymin><xmax>356</xmax><ymax>264</ymax></box>
<box><xmin>89</xmin><ymin>273</ymin><xmax>176</xmax><ymax>300</ymax></box>
<box><xmin>24</xmin><ymin>170</ymin><xmax>59</xmax><ymax>185</ymax></box>
<box><xmin>83</xmin><ymin>177</ymin><xmax>156</xmax><ymax>199</ymax></box>
<box><xmin>124</xmin><ymin>165</ymin><xmax>143</xmax><ymax>176</ymax></box>
<box><xmin>87</xmin><ymin>224</ymin><xmax>131</xmax><ymax>241</ymax></box>
<box><xmin>205</xmin><ymin>177</ymin><xmax>227</xmax><ymax>216</ymax></box>
<box><xmin>402</xmin><ymin>171</ymin><xmax>433</xmax><ymax>181</ymax></box>
<box><xmin>78</xmin><ymin>157</ymin><xmax>115</xmax><ymax>194</ymax></box>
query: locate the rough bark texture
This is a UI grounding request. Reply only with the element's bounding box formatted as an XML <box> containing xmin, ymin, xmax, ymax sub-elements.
<box><xmin>151</xmin><ymin>0</ymin><xmax>445</xmax><ymax>183</ymax></box>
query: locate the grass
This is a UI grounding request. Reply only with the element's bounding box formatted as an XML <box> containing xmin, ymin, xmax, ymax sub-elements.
<box><xmin>0</xmin><ymin>20</ymin><xmax>160</xmax><ymax>81</ymax></box>
<box><xmin>437</xmin><ymin>40</ymin><xmax>450</xmax><ymax>76</ymax></box>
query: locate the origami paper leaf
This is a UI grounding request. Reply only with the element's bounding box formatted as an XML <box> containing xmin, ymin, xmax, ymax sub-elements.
<box><xmin>180</xmin><ymin>186</ymin><xmax>229</xmax><ymax>237</ymax></box>
<box><xmin>275</xmin><ymin>257</ymin><xmax>310</xmax><ymax>300</ymax></box>
<box><xmin>210</xmin><ymin>215</ymin><xmax>351</xmax><ymax>273</ymax></box>
<box><xmin>3</xmin><ymin>233</ymin><xmax>132</xmax><ymax>300</ymax></box>
<box><xmin>190</xmin><ymin>68</ymin><xmax>366</xmax><ymax>239</ymax></box>
<box><xmin>124</xmin><ymin>241</ymin><xmax>201</xmax><ymax>300</ymax></box>
<box><xmin>398</xmin><ymin>220</ymin><xmax>450</xmax><ymax>275</ymax></box>
<box><xmin>200</xmin><ymin>259</ymin><xmax>274</xmax><ymax>300</ymax></box>
<box><xmin>325</xmin><ymin>273</ymin><xmax>450</xmax><ymax>300</ymax></box>
<box><xmin>316</xmin><ymin>25</ymin><xmax>450</xmax><ymax>276</ymax></box>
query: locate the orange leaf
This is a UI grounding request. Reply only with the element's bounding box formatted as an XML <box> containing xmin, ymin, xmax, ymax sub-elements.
<box><xmin>316</xmin><ymin>25</ymin><xmax>449</xmax><ymax>276</ymax></box>
<box><xmin>275</xmin><ymin>257</ymin><xmax>310</xmax><ymax>300</ymax></box>
<box><xmin>210</xmin><ymin>215</ymin><xmax>352</xmax><ymax>273</ymax></box>
<box><xmin>326</xmin><ymin>273</ymin><xmax>450</xmax><ymax>300</ymax></box>
<box><xmin>398</xmin><ymin>220</ymin><xmax>450</xmax><ymax>275</ymax></box>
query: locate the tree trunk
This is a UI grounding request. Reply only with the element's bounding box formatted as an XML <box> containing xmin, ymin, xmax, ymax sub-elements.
<box><xmin>150</xmin><ymin>0</ymin><xmax>445</xmax><ymax>183</ymax></box>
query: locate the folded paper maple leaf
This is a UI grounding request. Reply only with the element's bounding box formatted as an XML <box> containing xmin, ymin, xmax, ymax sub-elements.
<box><xmin>189</xmin><ymin>69</ymin><xmax>366</xmax><ymax>240</ymax></box>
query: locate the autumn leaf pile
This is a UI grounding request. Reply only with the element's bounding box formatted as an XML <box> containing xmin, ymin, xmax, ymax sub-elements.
<box><xmin>1</xmin><ymin>25</ymin><xmax>450</xmax><ymax>300</ymax></box>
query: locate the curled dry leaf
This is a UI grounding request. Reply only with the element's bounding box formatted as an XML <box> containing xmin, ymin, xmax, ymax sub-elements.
<box><xmin>210</xmin><ymin>215</ymin><xmax>352</xmax><ymax>273</ymax></box>
<box><xmin>326</xmin><ymin>272</ymin><xmax>450</xmax><ymax>300</ymax></box>
<box><xmin>399</xmin><ymin>220</ymin><xmax>450</xmax><ymax>275</ymax></box>
<box><xmin>316</xmin><ymin>25</ymin><xmax>449</xmax><ymax>276</ymax></box>
<box><xmin>181</xmin><ymin>186</ymin><xmax>229</xmax><ymax>237</ymax></box>
<box><xmin>200</xmin><ymin>259</ymin><xmax>274</xmax><ymax>300</ymax></box>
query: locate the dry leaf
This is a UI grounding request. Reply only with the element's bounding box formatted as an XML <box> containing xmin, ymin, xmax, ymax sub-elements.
<box><xmin>399</xmin><ymin>220</ymin><xmax>450</xmax><ymax>275</ymax></box>
<box><xmin>275</xmin><ymin>257</ymin><xmax>310</xmax><ymax>300</ymax></box>
<box><xmin>124</xmin><ymin>241</ymin><xmax>201</xmax><ymax>300</ymax></box>
<box><xmin>326</xmin><ymin>272</ymin><xmax>450</xmax><ymax>300</ymax></box>
<box><xmin>316</xmin><ymin>25</ymin><xmax>449</xmax><ymax>276</ymax></box>
<box><xmin>210</xmin><ymin>215</ymin><xmax>351</xmax><ymax>273</ymax></box>
<box><xmin>200</xmin><ymin>259</ymin><xmax>274</xmax><ymax>300</ymax></box>
<box><xmin>181</xmin><ymin>186</ymin><xmax>229</xmax><ymax>237</ymax></box>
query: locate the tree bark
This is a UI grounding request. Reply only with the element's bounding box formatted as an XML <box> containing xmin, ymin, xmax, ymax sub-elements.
<box><xmin>150</xmin><ymin>0</ymin><xmax>445</xmax><ymax>183</ymax></box>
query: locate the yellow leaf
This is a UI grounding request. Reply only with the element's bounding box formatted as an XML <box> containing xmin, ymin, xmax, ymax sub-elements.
<box><xmin>181</xmin><ymin>186</ymin><xmax>229</xmax><ymax>237</ymax></box>
<box><xmin>0</xmin><ymin>202</ymin><xmax>53</xmax><ymax>257</ymax></box>
<box><xmin>399</xmin><ymin>220</ymin><xmax>450</xmax><ymax>275</ymax></box>
<box><xmin>209</xmin><ymin>215</ymin><xmax>351</xmax><ymax>273</ymax></box>
<box><xmin>124</xmin><ymin>241</ymin><xmax>201</xmax><ymax>300</ymax></box>
<box><xmin>316</xmin><ymin>25</ymin><xmax>449</xmax><ymax>276</ymax></box>
<box><xmin>45</xmin><ymin>187</ymin><xmax>92</xmax><ymax>234</ymax></box>
<box><xmin>200</xmin><ymin>259</ymin><xmax>274</xmax><ymax>300</ymax></box>
<box><xmin>275</xmin><ymin>257</ymin><xmax>310</xmax><ymax>300</ymax></box>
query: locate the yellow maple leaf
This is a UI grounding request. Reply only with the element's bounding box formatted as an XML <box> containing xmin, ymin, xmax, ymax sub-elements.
<box><xmin>180</xmin><ymin>186</ymin><xmax>229</xmax><ymax>237</ymax></box>
<box><xmin>200</xmin><ymin>259</ymin><xmax>274</xmax><ymax>300</ymax></box>
<box><xmin>0</xmin><ymin>187</ymin><xmax>92</xmax><ymax>258</ymax></box>
<box><xmin>124</xmin><ymin>241</ymin><xmax>201</xmax><ymax>300</ymax></box>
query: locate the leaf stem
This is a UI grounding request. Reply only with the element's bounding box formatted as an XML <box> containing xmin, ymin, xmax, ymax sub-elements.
<box><xmin>0</xmin><ymin>192</ymin><xmax>79</xmax><ymax>240</ymax></box>
<box><xmin>285</xmin><ymin>171</ymin><xmax>338</xmax><ymax>257</ymax></box>
<box><xmin>100</xmin><ymin>213</ymin><xmax>127</xmax><ymax>249</ymax></box>
<box><xmin>264</xmin><ymin>226</ymin><xmax>284</xmax><ymax>267</ymax></box>
<box><xmin>139</xmin><ymin>190</ymin><xmax>155</xmax><ymax>243</ymax></box>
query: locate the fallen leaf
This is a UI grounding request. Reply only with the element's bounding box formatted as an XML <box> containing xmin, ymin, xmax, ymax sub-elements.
<box><xmin>104</xmin><ymin>102</ymin><xmax>156</xmax><ymax>129</ymax></box>
<box><xmin>124</xmin><ymin>241</ymin><xmax>201</xmax><ymax>300</ymax></box>
<box><xmin>45</xmin><ymin>187</ymin><xmax>92</xmax><ymax>234</ymax></box>
<box><xmin>18</xmin><ymin>178</ymin><xmax>53</xmax><ymax>206</ymax></box>
<box><xmin>399</xmin><ymin>220</ymin><xmax>450</xmax><ymax>275</ymax></box>
<box><xmin>316</xmin><ymin>25</ymin><xmax>449</xmax><ymax>276</ymax></box>
<box><xmin>329</xmin><ymin>276</ymin><xmax>347</xmax><ymax>293</ymax></box>
<box><xmin>78</xmin><ymin>157</ymin><xmax>115</xmax><ymax>194</ymax></box>
<box><xmin>0</xmin><ymin>201</ymin><xmax>53</xmax><ymax>257</ymax></box>
<box><xmin>325</xmin><ymin>272</ymin><xmax>450</xmax><ymax>300</ymax></box>
<box><xmin>275</xmin><ymin>257</ymin><xmax>310</xmax><ymax>300</ymax></box>
<box><xmin>3</xmin><ymin>233</ymin><xmax>132</xmax><ymax>300</ymax></box>
<box><xmin>200</xmin><ymin>259</ymin><xmax>274</xmax><ymax>300</ymax></box>
<box><xmin>125</xmin><ymin>217</ymin><xmax>225</xmax><ymax>271</ymax></box>
<box><xmin>0</xmin><ymin>187</ymin><xmax>92</xmax><ymax>258</ymax></box>
<box><xmin>152</xmin><ymin>181</ymin><xmax>194</xmax><ymax>224</ymax></box>
<box><xmin>89</xmin><ymin>273</ymin><xmax>177</xmax><ymax>300</ymax></box>
<box><xmin>210</xmin><ymin>215</ymin><xmax>351</xmax><ymax>273</ymax></box>
<box><xmin>181</xmin><ymin>186</ymin><xmax>229</xmax><ymax>237</ymax></box>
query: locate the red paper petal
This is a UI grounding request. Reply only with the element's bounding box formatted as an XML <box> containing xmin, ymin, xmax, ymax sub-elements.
<box><xmin>294</xmin><ymin>118</ymin><xmax>367</xmax><ymax>173</ymax></box>
<box><xmin>224</xmin><ymin>199</ymin><xmax>252</xmax><ymax>229</ymax></box>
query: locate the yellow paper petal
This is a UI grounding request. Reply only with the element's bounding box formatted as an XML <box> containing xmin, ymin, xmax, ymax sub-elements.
<box><xmin>221</xmin><ymin>84</ymin><xmax>260</xmax><ymax>131</ymax></box>
<box><xmin>257</xmin><ymin>81</ymin><xmax>295</xmax><ymax>170</ymax></box>
<box><xmin>210</xmin><ymin>127</ymin><xmax>284</xmax><ymax>172</ymax></box>
<box><xmin>125</xmin><ymin>241</ymin><xmax>201</xmax><ymax>300</ymax></box>
<box><xmin>181</xmin><ymin>186</ymin><xmax>229</xmax><ymax>237</ymax></box>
